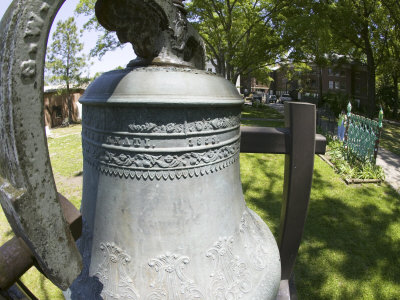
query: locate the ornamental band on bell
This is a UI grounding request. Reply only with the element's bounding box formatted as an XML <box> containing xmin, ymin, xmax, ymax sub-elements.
<box><xmin>82</xmin><ymin>107</ymin><xmax>242</xmax><ymax>180</ymax></box>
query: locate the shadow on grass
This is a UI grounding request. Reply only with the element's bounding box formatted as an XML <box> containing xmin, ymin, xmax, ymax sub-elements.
<box><xmin>241</xmin><ymin>153</ymin><xmax>284</xmax><ymax>237</ymax></box>
<box><xmin>40</xmin><ymin>273</ymin><xmax>50</xmax><ymax>300</ymax></box>
<box><xmin>5</xmin><ymin>228</ymin><xmax>14</xmax><ymax>239</ymax></box>
<box><xmin>380</xmin><ymin>123</ymin><xmax>400</xmax><ymax>156</ymax></box>
<box><xmin>241</xmin><ymin>153</ymin><xmax>400</xmax><ymax>299</ymax></box>
<box><xmin>297</xmin><ymin>170</ymin><xmax>400</xmax><ymax>299</ymax></box>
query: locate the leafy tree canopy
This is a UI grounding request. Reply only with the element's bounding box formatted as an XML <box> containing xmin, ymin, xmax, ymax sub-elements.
<box><xmin>46</xmin><ymin>17</ymin><xmax>90</xmax><ymax>123</ymax></box>
<box><xmin>187</xmin><ymin>0</ymin><xmax>290</xmax><ymax>83</ymax></box>
<box><xmin>75</xmin><ymin>0</ymin><xmax>122</xmax><ymax>58</ymax></box>
<box><xmin>73</xmin><ymin>0</ymin><xmax>400</xmax><ymax>118</ymax></box>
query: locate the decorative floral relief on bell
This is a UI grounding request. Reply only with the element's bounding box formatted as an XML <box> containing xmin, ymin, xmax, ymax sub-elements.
<box><xmin>95</xmin><ymin>243</ymin><xmax>140</xmax><ymax>300</ymax></box>
<box><xmin>206</xmin><ymin>237</ymin><xmax>252</xmax><ymax>299</ymax></box>
<box><xmin>240</xmin><ymin>212</ymin><xmax>269</xmax><ymax>271</ymax></box>
<box><xmin>67</xmin><ymin>0</ymin><xmax>281</xmax><ymax>299</ymax></box>
<box><xmin>147</xmin><ymin>252</ymin><xmax>204</xmax><ymax>299</ymax></box>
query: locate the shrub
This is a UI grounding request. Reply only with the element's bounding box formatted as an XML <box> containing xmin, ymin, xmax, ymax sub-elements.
<box><xmin>326</xmin><ymin>137</ymin><xmax>385</xmax><ymax>180</ymax></box>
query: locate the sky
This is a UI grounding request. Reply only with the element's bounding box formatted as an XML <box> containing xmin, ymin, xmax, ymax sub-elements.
<box><xmin>0</xmin><ymin>0</ymin><xmax>135</xmax><ymax>77</ymax></box>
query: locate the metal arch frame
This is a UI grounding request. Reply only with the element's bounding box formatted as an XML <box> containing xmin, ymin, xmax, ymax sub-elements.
<box><xmin>0</xmin><ymin>0</ymin><xmax>81</xmax><ymax>290</ymax></box>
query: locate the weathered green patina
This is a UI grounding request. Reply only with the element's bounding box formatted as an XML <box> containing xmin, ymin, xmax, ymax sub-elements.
<box><xmin>344</xmin><ymin>103</ymin><xmax>384</xmax><ymax>163</ymax></box>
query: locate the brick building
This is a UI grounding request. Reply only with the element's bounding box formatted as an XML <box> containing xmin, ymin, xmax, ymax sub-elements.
<box><xmin>269</xmin><ymin>62</ymin><xmax>368</xmax><ymax>108</ymax></box>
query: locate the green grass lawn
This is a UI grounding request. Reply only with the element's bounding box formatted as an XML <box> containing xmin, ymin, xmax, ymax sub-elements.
<box><xmin>241</xmin><ymin>104</ymin><xmax>284</xmax><ymax>127</ymax></box>
<box><xmin>242</xmin><ymin>153</ymin><xmax>400</xmax><ymax>299</ymax></box>
<box><xmin>241</xmin><ymin>119</ymin><xmax>285</xmax><ymax>127</ymax></box>
<box><xmin>1</xmin><ymin>109</ymin><xmax>400</xmax><ymax>299</ymax></box>
<box><xmin>241</xmin><ymin>104</ymin><xmax>284</xmax><ymax>119</ymax></box>
<box><xmin>380</xmin><ymin>122</ymin><xmax>400</xmax><ymax>156</ymax></box>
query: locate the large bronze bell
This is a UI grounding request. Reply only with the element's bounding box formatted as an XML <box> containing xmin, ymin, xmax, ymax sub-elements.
<box><xmin>68</xmin><ymin>0</ymin><xmax>281</xmax><ymax>298</ymax></box>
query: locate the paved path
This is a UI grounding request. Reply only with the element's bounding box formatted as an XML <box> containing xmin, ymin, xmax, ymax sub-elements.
<box><xmin>376</xmin><ymin>148</ymin><xmax>400</xmax><ymax>193</ymax></box>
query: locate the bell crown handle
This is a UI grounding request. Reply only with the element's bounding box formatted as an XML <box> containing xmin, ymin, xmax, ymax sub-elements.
<box><xmin>95</xmin><ymin>0</ymin><xmax>206</xmax><ymax>69</ymax></box>
<box><xmin>0</xmin><ymin>0</ymin><xmax>82</xmax><ymax>290</ymax></box>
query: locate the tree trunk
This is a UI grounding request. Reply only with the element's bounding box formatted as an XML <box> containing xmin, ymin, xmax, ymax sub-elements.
<box><xmin>318</xmin><ymin>66</ymin><xmax>323</xmax><ymax>106</ymax></box>
<box><xmin>363</xmin><ymin>24</ymin><xmax>376</xmax><ymax>117</ymax></box>
<box><xmin>232</xmin><ymin>73</ymin><xmax>239</xmax><ymax>86</ymax></box>
<box><xmin>366</xmin><ymin>52</ymin><xmax>376</xmax><ymax>117</ymax></box>
<box><xmin>67</xmin><ymin>83</ymin><xmax>73</xmax><ymax>125</ymax></box>
<box><xmin>393</xmin><ymin>75</ymin><xmax>399</xmax><ymax>119</ymax></box>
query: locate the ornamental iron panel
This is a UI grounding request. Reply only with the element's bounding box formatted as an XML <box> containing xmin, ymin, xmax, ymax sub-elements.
<box><xmin>344</xmin><ymin>102</ymin><xmax>383</xmax><ymax>163</ymax></box>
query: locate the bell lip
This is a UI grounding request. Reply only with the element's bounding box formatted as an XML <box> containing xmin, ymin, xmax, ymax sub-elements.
<box><xmin>79</xmin><ymin>67</ymin><xmax>244</xmax><ymax>107</ymax></box>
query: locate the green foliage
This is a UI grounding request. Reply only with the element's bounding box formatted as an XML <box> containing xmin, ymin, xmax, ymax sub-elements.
<box><xmin>46</xmin><ymin>17</ymin><xmax>90</xmax><ymax>123</ymax></box>
<box><xmin>252</xmin><ymin>66</ymin><xmax>274</xmax><ymax>87</ymax></box>
<box><xmin>75</xmin><ymin>0</ymin><xmax>122</xmax><ymax>58</ymax></box>
<box><xmin>376</xmin><ymin>68</ymin><xmax>400</xmax><ymax>120</ymax></box>
<box><xmin>321</xmin><ymin>92</ymin><xmax>350</xmax><ymax>116</ymax></box>
<box><xmin>326</xmin><ymin>139</ymin><xmax>385</xmax><ymax>180</ymax></box>
<box><xmin>376</xmin><ymin>78</ymin><xmax>396</xmax><ymax>106</ymax></box>
<box><xmin>281</xmin><ymin>0</ymin><xmax>399</xmax><ymax>117</ymax></box>
<box><xmin>46</xmin><ymin>17</ymin><xmax>89</xmax><ymax>87</ymax></box>
<box><xmin>187</xmin><ymin>0</ymin><xmax>288</xmax><ymax>83</ymax></box>
<box><xmin>279</xmin><ymin>0</ymin><xmax>337</xmax><ymax>66</ymax></box>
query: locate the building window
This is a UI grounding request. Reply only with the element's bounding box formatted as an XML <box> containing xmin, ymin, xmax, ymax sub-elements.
<box><xmin>355</xmin><ymin>81</ymin><xmax>361</xmax><ymax>94</ymax></box>
<box><xmin>328</xmin><ymin>68</ymin><xmax>341</xmax><ymax>77</ymax></box>
<box><xmin>311</xmin><ymin>79</ymin><xmax>317</xmax><ymax>88</ymax></box>
<box><xmin>329</xmin><ymin>81</ymin><xmax>341</xmax><ymax>90</ymax></box>
<box><xmin>340</xmin><ymin>81</ymin><xmax>346</xmax><ymax>90</ymax></box>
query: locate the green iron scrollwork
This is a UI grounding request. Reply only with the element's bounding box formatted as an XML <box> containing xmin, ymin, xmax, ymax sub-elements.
<box><xmin>344</xmin><ymin>104</ymin><xmax>383</xmax><ymax>163</ymax></box>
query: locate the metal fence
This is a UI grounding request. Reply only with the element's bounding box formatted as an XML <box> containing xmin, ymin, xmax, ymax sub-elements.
<box><xmin>344</xmin><ymin>104</ymin><xmax>384</xmax><ymax>163</ymax></box>
<box><xmin>316</xmin><ymin>106</ymin><xmax>336</xmax><ymax>135</ymax></box>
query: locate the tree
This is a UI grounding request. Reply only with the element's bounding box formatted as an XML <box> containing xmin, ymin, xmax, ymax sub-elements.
<box><xmin>75</xmin><ymin>0</ymin><xmax>289</xmax><ymax>84</ymax></box>
<box><xmin>376</xmin><ymin>1</ymin><xmax>400</xmax><ymax>118</ymax></box>
<box><xmin>278</xmin><ymin>0</ymin><xmax>339</xmax><ymax>104</ymax></box>
<box><xmin>322</xmin><ymin>0</ymin><xmax>388</xmax><ymax>117</ymax></box>
<box><xmin>381</xmin><ymin>0</ymin><xmax>400</xmax><ymax>26</ymax></box>
<box><xmin>75</xmin><ymin>0</ymin><xmax>122</xmax><ymax>58</ymax></box>
<box><xmin>46</xmin><ymin>17</ymin><xmax>89</xmax><ymax>124</ymax></box>
<box><xmin>186</xmin><ymin>0</ymin><xmax>290</xmax><ymax>84</ymax></box>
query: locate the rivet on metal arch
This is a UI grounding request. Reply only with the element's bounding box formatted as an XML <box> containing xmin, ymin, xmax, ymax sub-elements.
<box><xmin>0</xmin><ymin>0</ymin><xmax>82</xmax><ymax>290</ymax></box>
